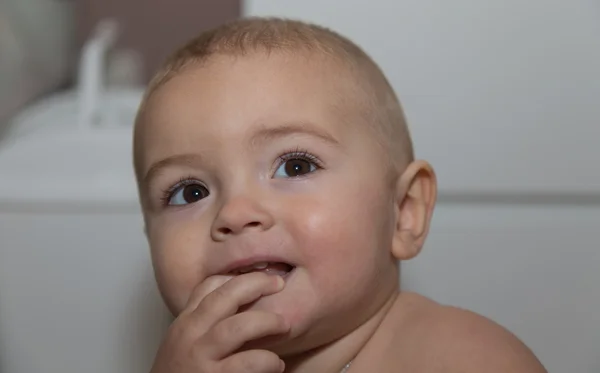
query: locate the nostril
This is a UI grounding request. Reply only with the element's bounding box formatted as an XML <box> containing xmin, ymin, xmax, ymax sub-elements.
<box><xmin>215</xmin><ymin>221</ymin><xmax>263</xmax><ymax>237</ymax></box>
<box><xmin>218</xmin><ymin>227</ymin><xmax>232</xmax><ymax>235</ymax></box>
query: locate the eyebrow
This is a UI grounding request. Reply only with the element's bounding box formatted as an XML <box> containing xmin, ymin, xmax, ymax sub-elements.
<box><xmin>142</xmin><ymin>153</ymin><xmax>203</xmax><ymax>189</ymax></box>
<box><xmin>250</xmin><ymin>122</ymin><xmax>341</xmax><ymax>147</ymax></box>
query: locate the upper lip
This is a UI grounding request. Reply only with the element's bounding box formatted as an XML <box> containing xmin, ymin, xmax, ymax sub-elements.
<box><xmin>219</xmin><ymin>255</ymin><xmax>295</xmax><ymax>275</ymax></box>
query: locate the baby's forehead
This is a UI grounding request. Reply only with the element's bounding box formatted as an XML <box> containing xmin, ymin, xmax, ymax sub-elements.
<box><xmin>144</xmin><ymin>52</ymin><xmax>371</xmax><ymax>125</ymax></box>
<box><xmin>133</xmin><ymin>51</ymin><xmax>387</xmax><ymax>171</ymax></box>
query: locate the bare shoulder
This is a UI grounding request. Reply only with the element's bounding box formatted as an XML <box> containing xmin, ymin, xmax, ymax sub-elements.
<box><xmin>378</xmin><ymin>292</ymin><xmax>548</xmax><ymax>373</ymax></box>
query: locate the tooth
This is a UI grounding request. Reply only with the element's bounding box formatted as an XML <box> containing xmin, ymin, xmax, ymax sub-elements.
<box><xmin>233</xmin><ymin>262</ymin><xmax>272</xmax><ymax>275</ymax></box>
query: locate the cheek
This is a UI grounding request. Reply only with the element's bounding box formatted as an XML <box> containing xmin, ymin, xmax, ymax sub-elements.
<box><xmin>290</xmin><ymin>180</ymin><xmax>394</xmax><ymax>287</ymax></box>
<box><xmin>148</xmin><ymin>215</ymin><xmax>207</xmax><ymax>313</ymax></box>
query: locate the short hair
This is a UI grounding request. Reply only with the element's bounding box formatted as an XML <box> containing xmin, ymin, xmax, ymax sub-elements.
<box><xmin>134</xmin><ymin>17</ymin><xmax>414</xmax><ymax>180</ymax></box>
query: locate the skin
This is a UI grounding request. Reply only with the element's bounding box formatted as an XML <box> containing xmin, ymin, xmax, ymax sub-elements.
<box><xmin>135</xmin><ymin>52</ymin><xmax>547</xmax><ymax>372</ymax></box>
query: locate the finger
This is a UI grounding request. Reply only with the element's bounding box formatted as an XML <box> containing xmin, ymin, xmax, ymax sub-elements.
<box><xmin>182</xmin><ymin>275</ymin><xmax>235</xmax><ymax>314</ymax></box>
<box><xmin>193</xmin><ymin>272</ymin><xmax>284</xmax><ymax>326</ymax></box>
<box><xmin>206</xmin><ymin>311</ymin><xmax>289</xmax><ymax>359</ymax></box>
<box><xmin>218</xmin><ymin>350</ymin><xmax>284</xmax><ymax>373</ymax></box>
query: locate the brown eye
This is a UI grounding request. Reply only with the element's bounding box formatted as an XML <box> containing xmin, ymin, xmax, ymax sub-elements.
<box><xmin>169</xmin><ymin>183</ymin><xmax>209</xmax><ymax>205</ymax></box>
<box><xmin>274</xmin><ymin>151</ymin><xmax>321</xmax><ymax>178</ymax></box>
<box><xmin>273</xmin><ymin>157</ymin><xmax>318</xmax><ymax>178</ymax></box>
<box><xmin>283</xmin><ymin>159</ymin><xmax>314</xmax><ymax>177</ymax></box>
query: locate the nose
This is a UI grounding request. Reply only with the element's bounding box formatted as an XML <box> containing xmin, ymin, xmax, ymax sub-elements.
<box><xmin>210</xmin><ymin>195</ymin><xmax>275</xmax><ymax>241</ymax></box>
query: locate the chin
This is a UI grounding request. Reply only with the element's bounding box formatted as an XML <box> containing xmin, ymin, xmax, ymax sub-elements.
<box><xmin>260</xmin><ymin>323</ymin><xmax>343</xmax><ymax>358</ymax></box>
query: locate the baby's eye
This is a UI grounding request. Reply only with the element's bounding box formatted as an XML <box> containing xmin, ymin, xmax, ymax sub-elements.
<box><xmin>167</xmin><ymin>182</ymin><xmax>209</xmax><ymax>205</ymax></box>
<box><xmin>273</xmin><ymin>155</ymin><xmax>319</xmax><ymax>178</ymax></box>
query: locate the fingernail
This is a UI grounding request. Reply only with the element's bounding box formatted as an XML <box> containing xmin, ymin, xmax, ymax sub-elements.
<box><xmin>280</xmin><ymin>359</ymin><xmax>286</xmax><ymax>372</ymax></box>
<box><xmin>203</xmin><ymin>276</ymin><xmax>234</xmax><ymax>296</ymax></box>
<box><xmin>222</xmin><ymin>275</ymin><xmax>235</xmax><ymax>283</ymax></box>
<box><xmin>282</xmin><ymin>317</ymin><xmax>291</xmax><ymax>331</ymax></box>
<box><xmin>276</xmin><ymin>276</ymin><xmax>285</xmax><ymax>289</ymax></box>
<box><xmin>212</xmin><ymin>276</ymin><xmax>234</xmax><ymax>290</ymax></box>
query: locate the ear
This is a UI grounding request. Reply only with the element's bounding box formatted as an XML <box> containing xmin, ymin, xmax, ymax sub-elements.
<box><xmin>391</xmin><ymin>160</ymin><xmax>437</xmax><ymax>260</ymax></box>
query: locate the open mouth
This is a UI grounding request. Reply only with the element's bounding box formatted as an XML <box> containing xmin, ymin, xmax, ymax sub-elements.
<box><xmin>228</xmin><ymin>262</ymin><xmax>295</xmax><ymax>277</ymax></box>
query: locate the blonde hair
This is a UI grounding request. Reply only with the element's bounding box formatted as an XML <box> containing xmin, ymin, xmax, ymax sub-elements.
<box><xmin>134</xmin><ymin>17</ymin><xmax>414</xmax><ymax>178</ymax></box>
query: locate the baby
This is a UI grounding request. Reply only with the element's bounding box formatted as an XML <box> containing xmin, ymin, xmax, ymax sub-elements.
<box><xmin>132</xmin><ymin>17</ymin><xmax>547</xmax><ymax>373</ymax></box>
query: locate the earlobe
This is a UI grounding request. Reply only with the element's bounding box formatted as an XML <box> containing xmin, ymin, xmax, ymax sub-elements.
<box><xmin>391</xmin><ymin>160</ymin><xmax>437</xmax><ymax>260</ymax></box>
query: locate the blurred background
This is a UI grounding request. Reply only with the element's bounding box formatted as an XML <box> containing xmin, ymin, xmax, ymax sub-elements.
<box><xmin>0</xmin><ymin>0</ymin><xmax>598</xmax><ymax>372</ymax></box>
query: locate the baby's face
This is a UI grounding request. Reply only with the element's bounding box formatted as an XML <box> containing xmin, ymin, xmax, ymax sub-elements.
<box><xmin>136</xmin><ymin>53</ymin><xmax>400</xmax><ymax>354</ymax></box>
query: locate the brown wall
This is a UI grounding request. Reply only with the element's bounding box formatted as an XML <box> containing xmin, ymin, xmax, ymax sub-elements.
<box><xmin>75</xmin><ymin>0</ymin><xmax>241</xmax><ymax>81</ymax></box>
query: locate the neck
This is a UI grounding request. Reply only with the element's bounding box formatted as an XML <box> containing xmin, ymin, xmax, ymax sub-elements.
<box><xmin>283</xmin><ymin>290</ymin><xmax>399</xmax><ymax>373</ymax></box>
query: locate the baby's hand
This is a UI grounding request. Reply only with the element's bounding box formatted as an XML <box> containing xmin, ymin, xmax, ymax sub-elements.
<box><xmin>150</xmin><ymin>272</ymin><xmax>288</xmax><ymax>373</ymax></box>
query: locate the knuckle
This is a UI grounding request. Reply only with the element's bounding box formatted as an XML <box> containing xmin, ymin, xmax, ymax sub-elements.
<box><xmin>196</xmin><ymin>288</ymin><xmax>226</xmax><ymax>315</ymax></box>
<box><xmin>208</xmin><ymin>286</ymin><xmax>228</xmax><ymax>301</ymax></box>
<box><xmin>168</xmin><ymin>318</ymin><xmax>191</xmax><ymax>340</ymax></box>
<box><xmin>174</xmin><ymin>313</ymin><xmax>205</xmax><ymax>336</ymax></box>
<box><xmin>213</xmin><ymin>319</ymin><xmax>244</xmax><ymax>343</ymax></box>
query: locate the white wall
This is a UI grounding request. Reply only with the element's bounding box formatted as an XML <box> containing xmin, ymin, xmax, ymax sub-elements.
<box><xmin>0</xmin><ymin>0</ymin><xmax>74</xmax><ymax>125</ymax></box>
<box><xmin>245</xmin><ymin>0</ymin><xmax>600</xmax><ymax>194</ymax></box>
<box><xmin>0</xmin><ymin>211</ymin><xmax>171</xmax><ymax>373</ymax></box>
<box><xmin>413</xmin><ymin>203</ymin><xmax>600</xmax><ymax>373</ymax></box>
<box><xmin>246</xmin><ymin>1</ymin><xmax>600</xmax><ymax>372</ymax></box>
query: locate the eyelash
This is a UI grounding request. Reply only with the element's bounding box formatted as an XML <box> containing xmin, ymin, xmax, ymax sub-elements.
<box><xmin>158</xmin><ymin>148</ymin><xmax>324</xmax><ymax>206</ymax></box>
<box><xmin>160</xmin><ymin>175</ymin><xmax>201</xmax><ymax>206</ymax></box>
<box><xmin>274</xmin><ymin>147</ymin><xmax>324</xmax><ymax>172</ymax></box>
